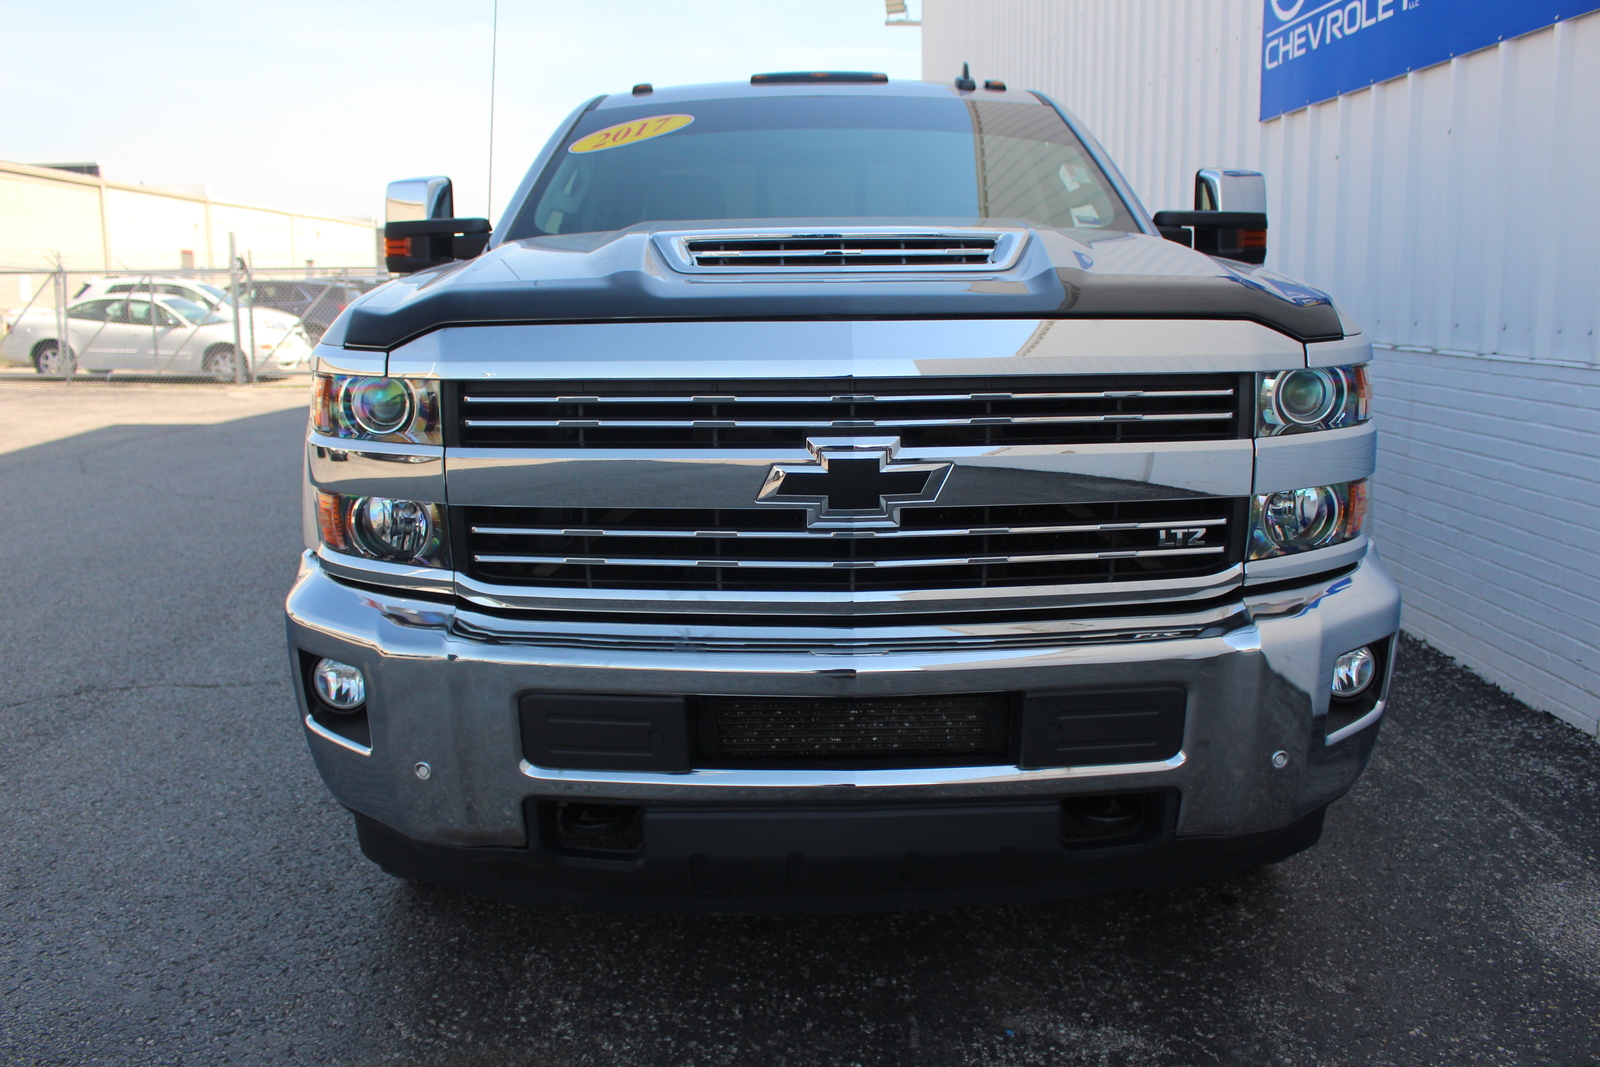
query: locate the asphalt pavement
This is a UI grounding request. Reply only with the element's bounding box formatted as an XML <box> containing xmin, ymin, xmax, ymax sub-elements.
<box><xmin>1</xmin><ymin>380</ymin><xmax>1597</xmax><ymax>1067</ymax></box>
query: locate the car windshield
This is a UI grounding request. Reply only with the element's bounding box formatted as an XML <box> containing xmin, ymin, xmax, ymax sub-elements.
<box><xmin>507</xmin><ymin>94</ymin><xmax>1137</xmax><ymax>239</ymax></box>
<box><xmin>197</xmin><ymin>284</ymin><xmax>228</xmax><ymax>303</ymax></box>
<box><xmin>165</xmin><ymin>297</ymin><xmax>221</xmax><ymax>325</ymax></box>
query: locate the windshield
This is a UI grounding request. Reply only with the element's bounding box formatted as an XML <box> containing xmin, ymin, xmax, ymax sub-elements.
<box><xmin>165</xmin><ymin>296</ymin><xmax>222</xmax><ymax>325</ymax></box>
<box><xmin>197</xmin><ymin>283</ymin><xmax>228</xmax><ymax>303</ymax></box>
<box><xmin>506</xmin><ymin>94</ymin><xmax>1137</xmax><ymax>239</ymax></box>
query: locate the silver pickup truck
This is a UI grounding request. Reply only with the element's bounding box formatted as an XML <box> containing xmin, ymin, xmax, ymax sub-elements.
<box><xmin>286</xmin><ymin>72</ymin><xmax>1399</xmax><ymax>913</ymax></box>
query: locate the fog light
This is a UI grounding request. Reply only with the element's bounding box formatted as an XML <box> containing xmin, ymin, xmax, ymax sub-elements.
<box><xmin>312</xmin><ymin>658</ymin><xmax>366</xmax><ymax>711</ymax></box>
<box><xmin>1332</xmin><ymin>646</ymin><xmax>1376</xmax><ymax>698</ymax></box>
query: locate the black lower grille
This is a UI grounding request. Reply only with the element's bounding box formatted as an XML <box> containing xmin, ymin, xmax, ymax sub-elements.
<box><xmin>459</xmin><ymin>497</ymin><xmax>1245</xmax><ymax>593</ymax></box>
<box><xmin>697</xmin><ymin>694</ymin><xmax>1012</xmax><ymax>768</ymax></box>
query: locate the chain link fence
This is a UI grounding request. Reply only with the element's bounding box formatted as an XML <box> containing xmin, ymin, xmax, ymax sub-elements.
<box><xmin>0</xmin><ymin>260</ymin><xmax>386</xmax><ymax>385</ymax></box>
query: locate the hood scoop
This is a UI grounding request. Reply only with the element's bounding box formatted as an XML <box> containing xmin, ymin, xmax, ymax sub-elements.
<box><xmin>654</xmin><ymin>228</ymin><xmax>1024</xmax><ymax>273</ymax></box>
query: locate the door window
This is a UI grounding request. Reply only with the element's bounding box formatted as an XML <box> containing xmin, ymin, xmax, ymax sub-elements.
<box><xmin>67</xmin><ymin>300</ymin><xmax>115</xmax><ymax>321</ymax></box>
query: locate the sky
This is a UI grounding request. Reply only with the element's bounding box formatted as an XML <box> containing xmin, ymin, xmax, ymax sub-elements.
<box><xmin>3</xmin><ymin>1</ymin><xmax>924</xmax><ymax>224</ymax></box>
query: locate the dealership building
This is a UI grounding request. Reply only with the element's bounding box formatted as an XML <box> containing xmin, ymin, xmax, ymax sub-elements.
<box><xmin>923</xmin><ymin>0</ymin><xmax>1600</xmax><ymax>735</ymax></box>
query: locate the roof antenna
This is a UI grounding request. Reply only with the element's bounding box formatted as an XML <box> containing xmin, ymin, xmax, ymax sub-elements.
<box><xmin>954</xmin><ymin>62</ymin><xmax>976</xmax><ymax>91</ymax></box>
<box><xmin>486</xmin><ymin>0</ymin><xmax>499</xmax><ymax>218</ymax></box>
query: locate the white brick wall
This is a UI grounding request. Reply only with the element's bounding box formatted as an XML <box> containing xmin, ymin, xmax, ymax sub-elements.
<box><xmin>1370</xmin><ymin>350</ymin><xmax>1600</xmax><ymax>735</ymax></box>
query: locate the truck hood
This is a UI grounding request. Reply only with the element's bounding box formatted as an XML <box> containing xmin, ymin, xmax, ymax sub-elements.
<box><xmin>338</xmin><ymin>223</ymin><xmax>1345</xmax><ymax>351</ymax></box>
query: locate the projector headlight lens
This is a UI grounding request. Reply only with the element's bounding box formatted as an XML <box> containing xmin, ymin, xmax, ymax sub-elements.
<box><xmin>1276</xmin><ymin>369</ymin><xmax>1338</xmax><ymax>425</ymax></box>
<box><xmin>345</xmin><ymin>377</ymin><xmax>414</xmax><ymax>435</ymax></box>
<box><xmin>311</xmin><ymin>374</ymin><xmax>440</xmax><ymax>443</ymax></box>
<box><xmin>1258</xmin><ymin>364</ymin><xmax>1370</xmax><ymax>435</ymax></box>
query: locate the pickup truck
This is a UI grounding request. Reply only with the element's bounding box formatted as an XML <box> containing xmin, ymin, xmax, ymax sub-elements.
<box><xmin>285</xmin><ymin>72</ymin><xmax>1399</xmax><ymax>913</ymax></box>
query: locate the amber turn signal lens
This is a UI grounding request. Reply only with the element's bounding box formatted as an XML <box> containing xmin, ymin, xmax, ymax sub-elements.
<box><xmin>316</xmin><ymin>490</ymin><xmax>349</xmax><ymax>551</ymax></box>
<box><xmin>1239</xmin><ymin>229</ymin><xmax>1267</xmax><ymax>248</ymax></box>
<box><xmin>384</xmin><ymin>236</ymin><xmax>411</xmax><ymax>257</ymax></box>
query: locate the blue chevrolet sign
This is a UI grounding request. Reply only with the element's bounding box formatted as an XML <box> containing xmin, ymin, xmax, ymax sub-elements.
<box><xmin>1260</xmin><ymin>0</ymin><xmax>1600</xmax><ymax>120</ymax></box>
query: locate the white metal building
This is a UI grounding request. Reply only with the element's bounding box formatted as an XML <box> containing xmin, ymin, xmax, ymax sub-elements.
<box><xmin>0</xmin><ymin>159</ymin><xmax>380</xmax><ymax>273</ymax></box>
<box><xmin>923</xmin><ymin>1</ymin><xmax>1600</xmax><ymax>735</ymax></box>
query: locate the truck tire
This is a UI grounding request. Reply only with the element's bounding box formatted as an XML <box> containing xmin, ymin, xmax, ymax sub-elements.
<box><xmin>32</xmin><ymin>340</ymin><xmax>75</xmax><ymax>377</ymax></box>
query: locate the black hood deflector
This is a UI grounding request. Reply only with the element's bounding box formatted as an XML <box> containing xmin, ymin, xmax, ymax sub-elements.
<box><xmin>341</xmin><ymin>237</ymin><xmax>1345</xmax><ymax>351</ymax></box>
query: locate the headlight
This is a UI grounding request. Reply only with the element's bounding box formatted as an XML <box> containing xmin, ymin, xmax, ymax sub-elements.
<box><xmin>312</xmin><ymin>374</ymin><xmax>441</xmax><ymax>445</ymax></box>
<box><xmin>1249</xmin><ymin>479</ymin><xmax>1366</xmax><ymax>559</ymax></box>
<box><xmin>316</xmin><ymin>491</ymin><xmax>448</xmax><ymax>567</ymax></box>
<box><xmin>1258</xmin><ymin>365</ymin><xmax>1369</xmax><ymax>435</ymax></box>
<box><xmin>346</xmin><ymin>377</ymin><xmax>413</xmax><ymax>434</ymax></box>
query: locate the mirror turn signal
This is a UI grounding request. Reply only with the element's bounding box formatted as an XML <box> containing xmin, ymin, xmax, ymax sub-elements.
<box><xmin>383</xmin><ymin>217</ymin><xmax>491</xmax><ymax>274</ymax></box>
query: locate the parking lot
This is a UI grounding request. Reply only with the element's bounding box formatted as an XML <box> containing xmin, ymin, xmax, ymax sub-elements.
<box><xmin>1</xmin><ymin>381</ymin><xmax>1597</xmax><ymax>1067</ymax></box>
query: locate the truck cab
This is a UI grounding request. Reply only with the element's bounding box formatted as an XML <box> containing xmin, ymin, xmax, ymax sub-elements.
<box><xmin>286</xmin><ymin>73</ymin><xmax>1399</xmax><ymax>912</ymax></box>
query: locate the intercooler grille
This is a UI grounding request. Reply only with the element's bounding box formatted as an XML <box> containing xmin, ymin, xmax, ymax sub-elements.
<box><xmin>461</xmin><ymin>497</ymin><xmax>1244</xmax><ymax>593</ymax></box>
<box><xmin>685</xmin><ymin>233</ymin><xmax>998</xmax><ymax>268</ymax></box>
<box><xmin>698</xmin><ymin>693</ymin><xmax>1011</xmax><ymax>767</ymax></box>
<box><xmin>452</xmin><ymin>374</ymin><xmax>1245</xmax><ymax>450</ymax></box>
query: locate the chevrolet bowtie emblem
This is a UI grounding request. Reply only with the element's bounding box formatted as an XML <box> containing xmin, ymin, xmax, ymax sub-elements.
<box><xmin>756</xmin><ymin>437</ymin><xmax>951</xmax><ymax>529</ymax></box>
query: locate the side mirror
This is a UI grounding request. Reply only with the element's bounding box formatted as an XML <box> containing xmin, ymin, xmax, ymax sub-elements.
<box><xmin>383</xmin><ymin>176</ymin><xmax>492</xmax><ymax>274</ymax></box>
<box><xmin>1151</xmin><ymin>168</ymin><xmax>1268</xmax><ymax>265</ymax></box>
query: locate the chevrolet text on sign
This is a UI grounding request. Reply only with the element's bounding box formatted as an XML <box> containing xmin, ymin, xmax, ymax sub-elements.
<box><xmin>1260</xmin><ymin>0</ymin><xmax>1600</xmax><ymax>120</ymax></box>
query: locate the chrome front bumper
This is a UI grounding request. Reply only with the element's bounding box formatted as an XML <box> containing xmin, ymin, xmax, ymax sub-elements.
<box><xmin>285</xmin><ymin>549</ymin><xmax>1401</xmax><ymax>849</ymax></box>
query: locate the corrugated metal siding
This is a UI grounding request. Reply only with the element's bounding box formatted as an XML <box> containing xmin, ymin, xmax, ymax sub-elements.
<box><xmin>924</xmin><ymin>2</ymin><xmax>1600</xmax><ymax>735</ymax></box>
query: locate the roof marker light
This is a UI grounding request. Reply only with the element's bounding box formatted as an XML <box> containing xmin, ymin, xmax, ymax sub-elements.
<box><xmin>750</xmin><ymin>71</ymin><xmax>888</xmax><ymax>84</ymax></box>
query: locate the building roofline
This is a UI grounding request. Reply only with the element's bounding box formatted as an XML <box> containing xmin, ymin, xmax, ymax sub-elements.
<box><xmin>0</xmin><ymin>158</ymin><xmax>376</xmax><ymax>227</ymax></box>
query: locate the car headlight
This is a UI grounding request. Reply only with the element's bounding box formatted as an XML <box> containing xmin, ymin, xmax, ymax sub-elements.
<box><xmin>1258</xmin><ymin>365</ymin><xmax>1369</xmax><ymax>435</ymax></box>
<box><xmin>316</xmin><ymin>491</ymin><xmax>448</xmax><ymax>567</ymax></box>
<box><xmin>1249</xmin><ymin>479</ymin><xmax>1366</xmax><ymax>559</ymax></box>
<box><xmin>312</xmin><ymin>374</ymin><xmax>441</xmax><ymax>445</ymax></box>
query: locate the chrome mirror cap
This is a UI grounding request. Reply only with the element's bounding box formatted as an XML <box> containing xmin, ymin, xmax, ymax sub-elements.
<box><xmin>386</xmin><ymin>176</ymin><xmax>454</xmax><ymax>224</ymax></box>
<box><xmin>1195</xmin><ymin>168</ymin><xmax>1267</xmax><ymax>216</ymax></box>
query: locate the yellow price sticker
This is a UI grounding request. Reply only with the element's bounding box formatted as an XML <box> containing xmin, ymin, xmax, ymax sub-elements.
<box><xmin>568</xmin><ymin>114</ymin><xmax>695</xmax><ymax>154</ymax></box>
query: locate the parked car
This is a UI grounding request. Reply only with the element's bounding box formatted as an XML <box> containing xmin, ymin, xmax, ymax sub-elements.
<box><xmin>288</xmin><ymin>73</ymin><xmax>1398</xmax><ymax>913</ymax></box>
<box><xmin>71</xmin><ymin>275</ymin><xmax>305</xmax><ymax>338</ymax></box>
<box><xmin>2</xmin><ymin>294</ymin><xmax>312</xmax><ymax>377</ymax></box>
<box><xmin>230</xmin><ymin>278</ymin><xmax>383</xmax><ymax>341</ymax></box>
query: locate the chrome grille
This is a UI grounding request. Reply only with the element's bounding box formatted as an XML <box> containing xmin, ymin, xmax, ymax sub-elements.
<box><xmin>453</xmin><ymin>374</ymin><xmax>1244</xmax><ymax>450</ymax></box>
<box><xmin>460</xmin><ymin>498</ymin><xmax>1244</xmax><ymax>593</ymax></box>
